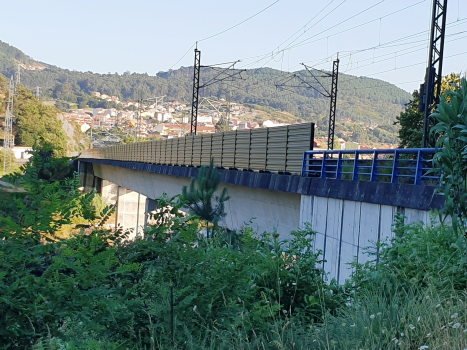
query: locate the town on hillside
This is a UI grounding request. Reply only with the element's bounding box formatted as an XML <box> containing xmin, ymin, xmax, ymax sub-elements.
<box><xmin>62</xmin><ymin>91</ymin><xmax>398</xmax><ymax>151</ymax></box>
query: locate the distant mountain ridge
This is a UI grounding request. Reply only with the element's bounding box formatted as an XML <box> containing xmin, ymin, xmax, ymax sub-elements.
<box><xmin>0</xmin><ymin>39</ymin><xmax>412</xmax><ymax>144</ymax></box>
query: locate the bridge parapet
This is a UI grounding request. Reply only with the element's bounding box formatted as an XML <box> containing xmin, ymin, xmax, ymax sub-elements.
<box><xmin>80</xmin><ymin>123</ymin><xmax>314</xmax><ymax>174</ymax></box>
<box><xmin>302</xmin><ymin>148</ymin><xmax>440</xmax><ymax>186</ymax></box>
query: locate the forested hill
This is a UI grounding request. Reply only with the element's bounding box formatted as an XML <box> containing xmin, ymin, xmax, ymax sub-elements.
<box><xmin>0</xmin><ymin>40</ymin><xmax>411</xmax><ymax>130</ymax></box>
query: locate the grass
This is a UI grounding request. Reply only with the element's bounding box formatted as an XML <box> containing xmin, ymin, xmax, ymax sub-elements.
<box><xmin>32</xmin><ymin>284</ymin><xmax>467</xmax><ymax>350</ymax></box>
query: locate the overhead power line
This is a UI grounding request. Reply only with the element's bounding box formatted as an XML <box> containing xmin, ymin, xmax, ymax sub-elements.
<box><xmin>197</xmin><ymin>0</ymin><xmax>280</xmax><ymax>43</ymax></box>
<box><xmin>168</xmin><ymin>0</ymin><xmax>280</xmax><ymax>71</ymax></box>
<box><xmin>236</xmin><ymin>0</ymin><xmax>425</xmax><ymax>70</ymax></box>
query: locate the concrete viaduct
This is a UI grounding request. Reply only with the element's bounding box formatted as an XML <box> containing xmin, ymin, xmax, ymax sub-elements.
<box><xmin>78</xmin><ymin>124</ymin><xmax>444</xmax><ymax>283</ymax></box>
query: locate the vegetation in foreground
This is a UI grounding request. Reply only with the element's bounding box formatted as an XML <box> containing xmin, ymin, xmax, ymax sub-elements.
<box><xmin>2</xmin><ymin>80</ymin><xmax>467</xmax><ymax>349</ymax></box>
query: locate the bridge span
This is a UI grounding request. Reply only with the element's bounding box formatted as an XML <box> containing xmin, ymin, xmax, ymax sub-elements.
<box><xmin>79</xmin><ymin>125</ymin><xmax>444</xmax><ymax>282</ymax></box>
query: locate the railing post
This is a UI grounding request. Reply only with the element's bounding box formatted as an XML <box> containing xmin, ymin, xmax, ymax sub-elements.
<box><xmin>221</xmin><ymin>132</ymin><xmax>224</xmax><ymax>168</ymax></box>
<box><xmin>352</xmin><ymin>151</ymin><xmax>359</xmax><ymax>181</ymax></box>
<box><xmin>200</xmin><ymin>134</ymin><xmax>203</xmax><ymax>166</ymax></box>
<box><xmin>248</xmin><ymin>129</ymin><xmax>252</xmax><ymax>170</ymax></box>
<box><xmin>233</xmin><ymin>130</ymin><xmax>238</xmax><ymax>169</ymax></box>
<box><xmin>284</xmin><ymin>125</ymin><xmax>290</xmax><ymax>172</ymax></box>
<box><xmin>391</xmin><ymin>150</ymin><xmax>399</xmax><ymax>183</ymax></box>
<box><xmin>191</xmin><ymin>135</ymin><xmax>194</xmax><ymax>167</ymax></box>
<box><xmin>336</xmin><ymin>152</ymin><xmax>342</xmax><ymax>180</ymax></box>
<box><xmin>210</xmin><ymin>133</ymin><xmax>213</xmax><ymax>165</ymax></box>
<box><xmin>265</xmin><ymin>128</ymin><xmax>269</xmax><ymax>171</ymax></box>
<box><xmin>321</xmin><ymin>152</ymin><xmax>327</xmax><ymax>178</ymax></box>
<box><xmin>415</xmin><ymin>149</ymin><xmax>423</xmax><ymax>185</ymax></box>
<box><xmin>370</xmin><ymin>151</ymin><xmax>378</xmax><ymax>181</ymax></box>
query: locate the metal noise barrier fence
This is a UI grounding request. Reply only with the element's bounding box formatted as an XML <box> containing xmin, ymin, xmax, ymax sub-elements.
<box><xmin>80</xmin><ymin>123</ymin><xmax>315</xmax><ymax>174</ymax></box>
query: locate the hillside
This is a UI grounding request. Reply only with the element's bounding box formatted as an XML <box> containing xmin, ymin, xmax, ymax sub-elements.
<box><xmin>0</xmin><ymin>39</ymin><xmax>413</xmax><ymax>144</ymax></box>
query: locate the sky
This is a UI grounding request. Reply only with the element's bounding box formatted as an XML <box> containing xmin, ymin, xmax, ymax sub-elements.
<box><xmin>1</xmin><ymin>0</ymin><xmax>466</xmax><ymax>93</ymax></box>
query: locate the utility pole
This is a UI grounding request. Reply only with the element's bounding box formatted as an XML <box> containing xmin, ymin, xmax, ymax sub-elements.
<box><xmin>135</xmin><ymin>98</ymin><xmax>142</xmax><ymax>142</ymax></box>
<box><xmin>190</xmin><ymin>48</ymin><xmax>201</xmax><ymax>135</ymax></box>
<box><xmin>3</xmin><ymin>77</ymin><xmax>15</xmax><ymax>176</ymax></box>
<box><xmin>278</xmin><ymin>59</ymin><xmax>340</xmax><ymax>150</ymax></box>
<box><xmin>327</xmin><ymin>59</ymin><xmax>339</xmax><ymax>151</ymax></box>
<box><xmin>189</xmin><ymin>48</ymin><xmax>244</xmax><ymax>135</ymax></box>
<box><xmin>227</xmin><ymin>89</ymin><xmax>231</xmax><ymax>125</ymax></box>
<box><xmin>15</xmin><ymin>64</ymin><xmax>21</xmax><ymax>88</ymax></box>
<box><xmin>421</xmin><ymin>0</ymin><xmax>447</xmax><ymax>148</ymax></box>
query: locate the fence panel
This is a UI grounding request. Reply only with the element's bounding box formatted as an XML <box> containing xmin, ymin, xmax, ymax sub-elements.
<box><xmin>201</xmin><ymin>134</ymin><xmax>213</xmax><ymax>166</ymax></box>
<box><xmin>287</xmin><ymin>123</ymin><xmax>313</xmax><ymax>173</ymax></box>
<box><xmin>184</xmin><ymin>136</ymin><xmax>193</xmax><ymax>166</ymax></box>
<box><xmin>222</xmin><ymin>131</ymin><xmax>236</xmax><ymax>168</ymax></box>
<box><xmin>250</xmin><ymin>129</ymin><xmax>268</xmax><ymax>170</ymax></box>
<box><xmin>211</xmin><ymin>133</ymin><xmax>223</xmax><ymax>167</ymax></box>
<box><xmin>192</xmin><ymin>135</ymin><xmax>202</xmax><ymax>167</ymax></box>
<box><xmin>235</xmin><ymin>129</ymin><xmax>251</xmax><ymax>170</ymax></box>
<box><xmin>266</xmin><ymin>126</ymin><xmax>287</xmax><ymax>172</ymax></box>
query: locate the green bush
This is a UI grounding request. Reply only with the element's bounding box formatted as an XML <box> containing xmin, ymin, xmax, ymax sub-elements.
<box><xmin>350</xmin><ymin>216</ymin><xmax>467</xmax><ymax>294</ymax></box>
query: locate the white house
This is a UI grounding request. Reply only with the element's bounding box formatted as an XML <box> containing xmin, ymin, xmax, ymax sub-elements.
<box><xmin>12</xmin><ymin>146</ymin><xmax>33</xmax><ymax>160</ymax></box>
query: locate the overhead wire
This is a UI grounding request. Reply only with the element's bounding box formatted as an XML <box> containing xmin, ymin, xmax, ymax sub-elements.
<box><xmin>161</xmin><ymin>0</ymin><xmax>465</xmax><ymax>111</ymax></box>
<box><xmin>277</xmin><ymin>0</ymin><xmax>348</xmax><ymax>51</ymax></box>
<box><xmin>340</xmin><ymin>31</ymin><xmax>467</xmax><ymax>74</ymax></box>
<box><xmin>285</xmin><ymin>0</ymin><xmax>426</xmax><ymax>51</ymax></box>
<box><xmin>304</xmin><ymin>18</ymin><xmax>467</xmax><ymax>70</ymax></box>
<box><xmin>235</xmin><ymin>0</ymin><xmax>429</xmax><ymax>74</ymax></box>
<box><xmin>197</xmin><ymin>0</ymin><xmax>280</xmax><ymax>43</ymax></box>
<box><xmin>167</xmin><ymin>0</ymin><xmax>280</xmax><ymax>71</ymax></box>
<box><xmin>338</xmin><ymin>50</ymin><xmax>467</xmax><ymax>86</ymax></box>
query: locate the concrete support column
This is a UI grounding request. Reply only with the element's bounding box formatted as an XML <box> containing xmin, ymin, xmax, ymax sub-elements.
<box><xmin>79</xmin><ymin>162</ymin><xmax>95</xmax><ymax>193</ymax></box>
<box><xmin>114</xmin><ymin>186</ymin><xmax>147</xmax><ymax>239</ymax></box>
<box><xmin>101</xmin><ymin>180</ymin><xmax>119</xmax><ymax>205</ymax></box>
<box><xmin>144</xmin><ymin>198</ymin><xmax>158</xmax><ymax>232</ymax></box>
<box><xmin>95</xmin><ymin>177</ymin><xmax>102</xmax><ymax>194</ymax></box>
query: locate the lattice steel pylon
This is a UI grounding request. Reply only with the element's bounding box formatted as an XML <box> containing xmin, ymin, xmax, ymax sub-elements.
<box><xmin>3</xmin><ymin>77</ymin><xmax>15</xmax><ymax>176</ymax></box>
<box><xmin>276</xmin><ymin>59</ymin><xmax>339</xmax><ymax>150</ymax></box>
<box><xmin>421</xmin><ymin>0</ymin><xmax>447</xmax><ymax>148</ymax></box>
<box><xmin>190</xmin><ymin>48</ymin><xmax>201</xmax><ymax>135</ymax></box>
<box><xmin>327</xmin><ymin>59</ymin><xmax>339</xmax><ymax>151</ymax></box>
<box><xmin>189</xmin><ymin>48</ymin><xmax>244</xmax><ymax>135</ymax></box>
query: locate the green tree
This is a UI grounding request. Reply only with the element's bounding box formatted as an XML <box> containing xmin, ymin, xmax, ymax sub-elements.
<box><xmin>0</xmin><ymin>143</ymin><xmax>111</xmax><ymax>241</ymax></box>
<box><xmin>215</xmin><ymin>117</ymin><xmax>231</xmax><ymax>133</ymax></box>
<box><xmin>14</xmin><ymin>85</ymin><xmax>68</xmax><ymax>156</ymax></box>
<box><xmin>396</xmin><ymin>73</ymin><xmax>461</xmax><ymax>148</ymax></box>
<box><xmin>181</xmin><ymin>159</ymin><xmax>230</xmax><ymax>237</ymax></box>
<box><xmin>395</xmin><ymin>90</ymin><xmax>424</xmax><ymax>148</ymax></box>
<box><xmin>431</xmin><ymin>78</ymin><xmax>467</xmax><ymax>234</ymax></box>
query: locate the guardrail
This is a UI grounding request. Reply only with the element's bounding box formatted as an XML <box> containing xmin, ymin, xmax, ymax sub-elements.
<box><xmin>302</xmin><ymin>148</ymin><xmax>440</xmax><ymax>185</ymax></box>
<box><xmin>80</xmin><ymin>123</ymin><xmax>314</xmax><ymax>174</ymax></box>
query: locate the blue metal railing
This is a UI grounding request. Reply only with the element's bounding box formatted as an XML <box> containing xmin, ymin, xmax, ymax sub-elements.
<box><xmin>301</xmin><ymin>148</ymin><xmax>440</xmax><ymax>185</ymax></box>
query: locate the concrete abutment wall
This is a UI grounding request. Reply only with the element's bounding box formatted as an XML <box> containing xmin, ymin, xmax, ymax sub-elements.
<box><xmin>299</xmin><ymin>195</ymin><xmax>435</xmax><ymax>283</ymax></box>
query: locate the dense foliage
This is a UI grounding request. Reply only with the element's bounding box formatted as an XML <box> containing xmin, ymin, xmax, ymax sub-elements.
<box><xmin>0</xmin><ymin>147</ymin><xmax>346</xmax><ymax>348</ymax></box>
<box><xmin>3</xmin><ymin>147</ymin><xmax>467</xmax><ymax>349</ymax></box>
<box><xmin>431</xmin><ymin>78</ymin><xmax>467</xmax><ymax>233</ymax></box>
<box><xmin>395</xmin><ymin>90</ymin><xmax>424</xmax><ymax>148</ymax></box>
<box><xmin>396</xmin><ymin>73</ymin><xmax>461</xmax><ymax>148</ymax></box>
